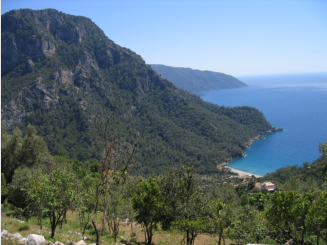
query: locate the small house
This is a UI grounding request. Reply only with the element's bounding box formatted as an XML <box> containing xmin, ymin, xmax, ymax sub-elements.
<box><xmin>261</xmin><ymin>182</ymin><xmax>276</xmax><ymax>192</ymax></box>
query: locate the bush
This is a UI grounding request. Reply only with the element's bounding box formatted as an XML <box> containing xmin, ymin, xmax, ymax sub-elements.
<box><xmin>18</xmin><ymin>223</ymin><xmax>30</xmax><ymax>231</ymax></box>
<box><xmin>2</xmin><ymin>201</ymin><xmax>14</xmax><ymax>212</ymax></box>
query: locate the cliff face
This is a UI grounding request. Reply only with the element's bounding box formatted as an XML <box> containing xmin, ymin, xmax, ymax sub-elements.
<box><xmin>2</xmin><ymin>9</ymin><xmax>90</xmax><ymax>75</ymax></box>
<box><xmin>2</xmin><ymin>8</ymin><xmax>152</xmax><ymax>125</ymax></box>
<box><xmin>1</xmin><ymin>9</ymin><xmax>273</xmax><ymax>175</ymax></box>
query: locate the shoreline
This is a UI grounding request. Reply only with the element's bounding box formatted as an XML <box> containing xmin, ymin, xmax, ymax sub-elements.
<box><xmin>225</xmin><ymin>166</ymin><xmax>262</xmax><ymax>178</ymax></box>
<box><xmin>245</xmin><ymin>127</ymin><xmax>283</xmax><ymax>148</ymax></box>
<box><xmin>218</xmin><ymin>127</ymin><xmax>283</xmax><ymax>176</ymax></box>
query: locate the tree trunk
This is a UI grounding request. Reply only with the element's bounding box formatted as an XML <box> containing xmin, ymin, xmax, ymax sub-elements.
<box><xmin>146</xmin><ymin>226</ymin><xmax>152</xmax><ymax>245</ymax></box>
<box><xmin>38</xmin><ymin>206</ymin><xmax>42</xmax><ymax>230</ymax></box>
<box><xmin>190</xmin><ymin>231</ymin><xmax>196</xmax><ymax>245</ymax></box>
<box><xmin>143</xmin><ymin>222</ymin><xmax>154</xmax><ymax>245</ymax></box>
<box><xmin>186</xmin><ymin>230</ymin><xmax>190</xmax><ymax>245</ymax></box>
<box><xmin>92</xmin><ymin>217</ymin><xmax>101</xmax><ymax>245</ymax></box>
<box><xmin>64</xmin><ymin>208</ymin><xmax>67</xmax><ymax>223</ymax></box>
<box><xmin>51</xmin><ymin>211</ymin><xmax>56</xmax><ymax>238</ymax></box>
<box><xmin>217</xmin><ymin>228</ymin><xmax>223</xmax><ymax>245</ymax></box>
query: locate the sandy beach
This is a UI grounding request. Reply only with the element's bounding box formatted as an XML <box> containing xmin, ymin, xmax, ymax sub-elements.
<box><xmin>225</xmin><ymin>166</ymin><xmax>262</xmax><ymax>178</ymax></box>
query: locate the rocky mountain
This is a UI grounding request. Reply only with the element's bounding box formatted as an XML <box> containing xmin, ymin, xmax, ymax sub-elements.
<box><xmin>1</xmin><ymin>9</ymin><xmax>273</xmax><ymax>175</ymax></box>
<box><xmin>151</xmin><ymin>64</ymin><xmax>247</xmax><ymax>92</ymax></box>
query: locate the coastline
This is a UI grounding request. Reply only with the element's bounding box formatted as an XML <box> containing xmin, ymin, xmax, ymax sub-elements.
<box><xmin>245</xmin><ymin>127</ymin><xmax>283</xmax><ymax>148</ymax></box>
<box><xmin>218</xmin><ymin>126</ymin><xmax>283</xmax><ymax>176</ymax></box>
<box><xmin>225</xmin><ymin>166</ymin><xmax>262</xmax><ymax>178</ymax></box>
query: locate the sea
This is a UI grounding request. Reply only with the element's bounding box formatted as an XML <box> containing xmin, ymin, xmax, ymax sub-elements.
<box><xmin>195</xmin><ymin>72</ymin><xmax>327</xmax><ymax>176</ymax></box>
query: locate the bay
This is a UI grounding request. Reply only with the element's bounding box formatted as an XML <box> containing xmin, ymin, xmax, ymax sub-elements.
<box><xmin>195</xmin><ymin>72</ymin><xmax>327</xmax><ymax>176</ymax></box>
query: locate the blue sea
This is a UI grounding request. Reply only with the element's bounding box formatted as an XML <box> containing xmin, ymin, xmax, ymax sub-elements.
<box><xmin>196</xmin><ymin>72</ymin><xmax>327</xmax><ymax>176</ymax></box>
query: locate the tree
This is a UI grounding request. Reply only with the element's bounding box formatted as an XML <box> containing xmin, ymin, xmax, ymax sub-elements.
<box><xmin>76</xmin><ymin>174</ymin><xmax>96</xmax><ymax>240</ymax></box>
<box><xmin>306</xmin><ymin>190</ymin><xmax>327</xmax><ymax>244</ymax></box>
<box><xmin>132</xmin><ymin>177</ymin><xmax>163</xmax><ymax>245</ymax></box>
<box><xmin>19</xmin><ymin>124</ymin><xmax>50</xmax><ymax>167</ymax></box>
<box><xmin>90</xmin><ymin>72</ymin><xmax>151</xmax><ymax>245</ymax></box>
<box><xmin>106</xmin><ymin>192</ymin><xmax>125</xmax><ymax>243</ymax></box>
<box><xmin>1</xmin><ymin>123</ymin><xmax>23</xmax><ymax>183</ymax></box>
<box><xmin>29</xmin><ymin>168</ymin><xmax>78</xmax><ymax>238</ymax></box>
<box><xmin>7</xmin><ymin>167</ymin><xmax>35</xmax><ymax>219</ymax></box>
<box><xmin>265</xmin><ymin>189</ymin><xmax>327</xmax><ymax>245</ymax></box>
<box><xmin>249</xmin><ymin>192</ymin><xmax>269</xmax><ymax>215</ymax></box>
<box><xmin>226</xmin><ymin>205</ymin><xmax>270</xmax><ymax>245</ymax></box>
<box><xmin>165</xmin><ymin>166</ymin><xmax>209</xmax><ymax>245</ymax></box>
<box><xmin>1</xmin><ymin>173</ymin><xmax>8</xmax><ymax>201</ymax></box>
<box><xmin>319</xmin><ymin>141</ymin><xmax>327</xmax><ymax>180</ymax></box>
<box><xmin>1</xmin><ymin>123</ymin><xmax>50</xmax><ymax>183</ymax></box>
<box><xmin>208</xmin><ymin>201</ymin><xmax>233</xmax><ymax>245</ymax></box>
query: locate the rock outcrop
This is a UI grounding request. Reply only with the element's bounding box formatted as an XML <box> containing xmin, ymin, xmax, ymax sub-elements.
<box><xmin>26</xmin><ymin>234</ymin><xmax>46</xmax><ymax>245</ymax></box>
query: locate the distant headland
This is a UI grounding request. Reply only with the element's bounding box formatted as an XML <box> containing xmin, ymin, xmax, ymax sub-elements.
<box><xmin>150</xmin><ymin>64</ymin><xmax>247</xmax><ymax>92</ymax></box>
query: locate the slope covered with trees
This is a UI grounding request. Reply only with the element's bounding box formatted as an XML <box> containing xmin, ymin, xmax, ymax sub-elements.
<box><xmin>2</xmin><ymin>125</ymin><xmax>326</xmax><ymax>244</ymax></box>
<box><xmin>2</xmin><ymin>9</ymin><xmax>272</xmax><ymax>176</ymax></box>
<box><xmin>151</xmin><ymin>64</ymin><xmax>247</xmax><ymax>92</ymax></box>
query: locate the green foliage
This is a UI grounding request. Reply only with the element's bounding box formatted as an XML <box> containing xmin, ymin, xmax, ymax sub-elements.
<box><xmin>28</xmin><ymin>168</ymin><xmax>78</xmax><ymax>238</ymax></box>
<box><xmin>212</xmin><ymin>183</ymin><xmax>241</xmax><ymax>206</ymax></box>
<box><xmin>18</xmin><ymin>223</ymin><xmax>30</xmax><ymax>231</ymax></box>
<box><xmin>106</xmin><ymin>192</ymin><xmax>126</xmax><ymax>243</ymax></box>
<box><xmin>158</xmin><ymin>166</ymin><xmax>210</xmax><ymax>245</ymax></box>
<box><xmin>132</xmin><ymin>177</ymin><xmax>163</xmax><ymax>244</ymax></box>
<box><xmin>19</xmin><ymin>124</ymin><xmax>50</xmax><ymax>167</ymax></box>
<box><xmin>227</xmin><ymin>205</ymin><xmax>270</xmax><ymax>244</ymax></box>
<box><xmin>1</xmin><ymin>173</ymin><xmax>8</xmax><ymax>197</ymax></box>
<box><xmin>306</xmin><ymin>190</ymin><xmax>327</xmax><ymax>243</ymax></box>
<box><xmin>265</xmin><ymin>189</ymin><xmax>327</xmax><ymax>244</ymax></box>
<box><xmin>1</xmin><ymin>122</ymin><xmax>51</xmax><ymax>183</ymax></box>
<box><xmin>7</xmin><ymin>166</ymin><xmax>33</xmax><ymax>210</ymax></box>
<box><xmin>75</xmin><ymin>173</ymin><xmax>96</xmax><ymax>239</ymax></box>
<box><xmin>249</xmin><ymin>192</ymin><xmax>269</xmax><ymax>212</ymax></box>
<box><xmin>207</xmin><ymin>201</ymin><xmax>233</xmax><ymax>245</ymax></box>
<box><xmin>320</xmin><ymin>141</ymin><xmax>327</xmax><ymax>180</ymax></box>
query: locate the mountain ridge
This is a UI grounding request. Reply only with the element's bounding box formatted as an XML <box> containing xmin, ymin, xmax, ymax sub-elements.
<box><xmin>151</xmin><ymin>64</ymin><xmax>247</xmax><ymax>92</ymax></box>
<box><xmin>1</xmin><ymin>9</ymin><xmax>273</xmax><ymax>175</ymax></box>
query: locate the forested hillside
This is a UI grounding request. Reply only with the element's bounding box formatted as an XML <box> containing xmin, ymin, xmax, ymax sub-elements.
<box><xmin>2</xmin><ymin>124</ymin><xmax>326</xmax><ymax>245</ymax></box>
<box><xmin>1</xmin><ymin>9</ymin><xmax>273</xmax><ymax>175</ymax></box>
<box><xmin>151</xmin><ymin>64</ymin><xmax>247</xmax><ymax>92</ymax></box>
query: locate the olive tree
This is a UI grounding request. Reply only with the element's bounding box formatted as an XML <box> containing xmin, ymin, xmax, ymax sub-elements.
<box><xmin>132</xmin><ymin>177</ymin><xmax>163</xmax><ymax>245</ymax></box>
<box><xmin>29</xmin><ymin>169</ymin><xmax>78</xmax><ymax>238</ymax></box>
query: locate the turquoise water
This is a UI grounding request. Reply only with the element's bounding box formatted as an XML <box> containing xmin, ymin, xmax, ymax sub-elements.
<box><xmin>196</xmin><ymin>73</ymin><xmax>327</xmax><ymax>176</ymax></box>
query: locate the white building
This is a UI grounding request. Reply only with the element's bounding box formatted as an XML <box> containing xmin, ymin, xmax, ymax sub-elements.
<box><xmin>261</xmin><ymin>182</ymin><xmax>276</xmax><ymax>192</ymax></box>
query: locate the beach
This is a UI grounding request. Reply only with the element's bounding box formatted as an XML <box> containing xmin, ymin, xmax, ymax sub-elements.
<box><xmin>225</xmin><ymin>166</ymin><xmax>262</xmax><ymax>178</ymax></box>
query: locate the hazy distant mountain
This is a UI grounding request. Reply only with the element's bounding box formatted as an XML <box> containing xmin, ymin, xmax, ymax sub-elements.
<box><xmin>151</xmin><ymin>64</ymin><xmax>247</xmax><ymax>92</ymax></box>
<box><xmin>1</xmin><ymin>9</ymin><xmax>272</xmax><ymax>175</ymax></box>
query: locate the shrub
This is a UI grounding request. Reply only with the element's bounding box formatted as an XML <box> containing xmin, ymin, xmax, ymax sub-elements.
<box><xmin>18</xmin><ymin>223</ymin><xmax>30</xmax><ymax>231</ymax></box>
<box><xmin>2</xmin><ymin>201</ymin><xmax>14</xmax><ymax>212</ymax></box>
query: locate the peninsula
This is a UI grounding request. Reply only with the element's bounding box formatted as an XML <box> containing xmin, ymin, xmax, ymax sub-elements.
<box><xmin>151</xmin><ymin>64</ymin><xmax>247</xmax><ymax>92</ymax></box>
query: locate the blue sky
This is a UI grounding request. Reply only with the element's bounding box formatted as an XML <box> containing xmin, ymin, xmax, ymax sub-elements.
<box><xmin>2</xmin><ymin>0</ymin><xmax>327</xmax><ymax>76</ymax></box>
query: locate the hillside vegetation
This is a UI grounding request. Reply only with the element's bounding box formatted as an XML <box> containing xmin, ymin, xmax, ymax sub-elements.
<box><xmin>1</xmin><ymin>123</ymin><xmax>326</xmax><ymax>244</ymax></box>
<box><xmin>2</xmin><ymin>9</ymin><xmax>272</xmax><ymax>176</ymax></box>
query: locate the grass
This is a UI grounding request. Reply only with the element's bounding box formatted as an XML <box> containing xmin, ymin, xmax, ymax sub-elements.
<box><xmin>1</xmin><ymin>205</ymin><xmax>231</xmax><ymax>245</ymax></box>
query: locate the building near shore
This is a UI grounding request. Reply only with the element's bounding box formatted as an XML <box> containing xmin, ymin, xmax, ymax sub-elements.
<box><xmin>261</xmin><ymin>182</ymin><xmax>276</xmax><ymax>192</ymax></box>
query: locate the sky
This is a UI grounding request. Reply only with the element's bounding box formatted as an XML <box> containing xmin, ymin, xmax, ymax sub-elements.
<box><xmin>2</xmin><ymin>0</ymin><xmax>327</xmax><ymax>76</ymax></box>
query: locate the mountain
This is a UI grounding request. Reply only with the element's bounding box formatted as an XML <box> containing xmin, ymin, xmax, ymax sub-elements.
<box><xmin>1</xmin><ymin>9</ymin><xmax>274</xmax><ymax>175</ymax></box>
<box><xmin>150</xmin><ymin>64</ymin><xmax>247</xmax><ymax>92</ymax></box>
